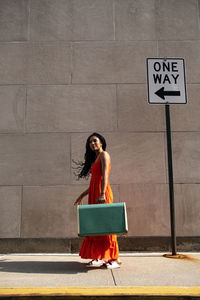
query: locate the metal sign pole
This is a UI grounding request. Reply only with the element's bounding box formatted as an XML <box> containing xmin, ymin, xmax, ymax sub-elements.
<box><xmin>146</xmin><ymin>57</ymin><xmax>187</xmax><ymax>258</ymax></box>
<box><xmin>165</xmin><ymin>104</ymin><xmax>177</xmax><ymax>256</ymax></box>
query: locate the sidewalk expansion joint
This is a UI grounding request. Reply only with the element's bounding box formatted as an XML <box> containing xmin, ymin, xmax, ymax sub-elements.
<box><xmin>111</xmin><ymin>269</ymin><xmax>117</xmax><ymax>286</ymax></box>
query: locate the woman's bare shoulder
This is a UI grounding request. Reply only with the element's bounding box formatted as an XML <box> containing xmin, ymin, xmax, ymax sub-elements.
<box><xmin>100</xmin><ymin>151</ymin><xmax>111</xmax><ymax>162</ymax></box>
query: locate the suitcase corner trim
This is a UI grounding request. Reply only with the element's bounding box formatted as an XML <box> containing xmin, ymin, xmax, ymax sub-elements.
<box><xmin>77</xmin><ymin>205</ymin><xmax>80</xmax><ymax>236</ymax></box>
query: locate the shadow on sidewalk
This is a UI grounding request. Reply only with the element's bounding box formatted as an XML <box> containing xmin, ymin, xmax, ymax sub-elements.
<box><xmin>0</xmin><ymin>261</ymin><xmax>96</xmax><ymax>274</ymax></box>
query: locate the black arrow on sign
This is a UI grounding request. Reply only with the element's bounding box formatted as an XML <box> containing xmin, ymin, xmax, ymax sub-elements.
<box><xmin>155</xmin><ymin>87</ymin><xmax>181</xmax><ymax>100</ymax></box>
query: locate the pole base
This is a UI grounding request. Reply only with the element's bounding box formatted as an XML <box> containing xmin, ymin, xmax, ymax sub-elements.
<box><xmin>163</xmin><ymin>254</ymin><xmax>187</xmax><ymax>259</ymax></box>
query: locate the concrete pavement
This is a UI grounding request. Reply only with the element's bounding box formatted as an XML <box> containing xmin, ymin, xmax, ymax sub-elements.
<box><xmin>0</xmin><ymin>252</ymin><xmax>200</xmax><ymax>298</ymax></box>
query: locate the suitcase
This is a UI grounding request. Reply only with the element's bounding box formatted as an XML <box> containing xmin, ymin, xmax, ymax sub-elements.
<box><xmin>77</xmin><ymin>202</ymin><xmax>128</xmax><ymax>236</ymax></box>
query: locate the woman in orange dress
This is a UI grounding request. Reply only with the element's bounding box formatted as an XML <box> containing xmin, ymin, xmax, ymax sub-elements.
<box><xmin>74</xmin><ymin>132</ymin><xmax>120</xmax><ymax>269</ymax></box>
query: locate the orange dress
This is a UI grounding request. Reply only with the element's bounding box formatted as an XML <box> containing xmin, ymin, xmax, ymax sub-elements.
<box><xmin>79</xmin><ymin>157</ymin><xmax>119</xmax><ymax>260</ymax></box>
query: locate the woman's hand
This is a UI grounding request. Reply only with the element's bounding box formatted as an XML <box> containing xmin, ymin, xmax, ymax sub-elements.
<box><xmin>74</xmin><ymin>195</ymin><xmax>83</xmax><ymax>206</ymax></box>
<box><xmin>96</xmin><ymin>193</ymin><xmax>106</xmax><ymax>204</ymax></box>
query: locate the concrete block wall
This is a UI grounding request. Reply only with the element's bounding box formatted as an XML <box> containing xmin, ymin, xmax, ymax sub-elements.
<box><xmin>0</xmin><ymin>0</ymin><xmax>200</xmax><ymax>252</ymax></box>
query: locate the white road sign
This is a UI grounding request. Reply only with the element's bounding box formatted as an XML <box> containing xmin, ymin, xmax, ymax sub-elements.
<box><xmin>147</xmin><ymin>58</ymin><xmax>187</xmax><ymax>104</ymax></box>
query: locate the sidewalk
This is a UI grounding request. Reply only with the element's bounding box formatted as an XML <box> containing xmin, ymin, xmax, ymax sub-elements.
<box><xmin>0</xmin><ymin>252</ymin><xmax>200</xmax><ymax>298</ymax></box>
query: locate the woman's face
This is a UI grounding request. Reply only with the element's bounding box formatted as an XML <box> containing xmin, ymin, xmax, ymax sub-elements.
<box><xmin>89</xmin><ymin>136</ymin><xmax>102</xmax><ymax>152</ymax></box>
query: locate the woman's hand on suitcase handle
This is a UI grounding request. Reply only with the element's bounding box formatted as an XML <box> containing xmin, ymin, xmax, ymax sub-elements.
<box><xmin>96</xmin><ymin>193</ymin><xmax>106</xmax><ymax>204</ymax></box>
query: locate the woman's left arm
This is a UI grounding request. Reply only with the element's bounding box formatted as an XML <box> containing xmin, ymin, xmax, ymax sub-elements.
<box><xmin>97</xmin><ymin>151</ymin><xmax>110</xmax><ymax>203</ymax></box>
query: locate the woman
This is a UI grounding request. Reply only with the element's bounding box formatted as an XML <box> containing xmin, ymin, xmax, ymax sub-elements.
<box><xmin>74</xmin><ymin>132</ymin><xmax>120</xmax><ymax>269</ymax></box>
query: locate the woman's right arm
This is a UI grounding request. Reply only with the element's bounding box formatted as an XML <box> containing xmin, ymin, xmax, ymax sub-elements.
<box><xmin>74</xmin><ymin>188</ymin><xmax>89</xmax><ymax>206</ymax></box>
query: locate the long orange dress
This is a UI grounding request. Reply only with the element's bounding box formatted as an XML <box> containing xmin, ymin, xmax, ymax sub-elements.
<box><xmin>79</xmin><ymin>156</ymin><xmax>119</xmax><ymax>260</ymax></box>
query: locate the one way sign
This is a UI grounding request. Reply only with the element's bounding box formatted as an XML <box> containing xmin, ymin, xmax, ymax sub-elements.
<box><xmin>146</xmin><ymin>58</ymin><xmax>187</xmax><ymax>104</ymax></box>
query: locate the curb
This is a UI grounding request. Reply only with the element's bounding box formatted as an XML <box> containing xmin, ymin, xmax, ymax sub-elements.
<box><xmin>0</xmin><ymin>286</ymin><xmax>200</xmax><ymax>298</ymax></box>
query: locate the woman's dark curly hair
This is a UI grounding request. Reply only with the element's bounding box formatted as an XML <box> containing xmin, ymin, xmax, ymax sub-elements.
<box><xmin>73</xmin><ymin>132</ymin><xmax>106</xmax><ymax>180</ymax></box>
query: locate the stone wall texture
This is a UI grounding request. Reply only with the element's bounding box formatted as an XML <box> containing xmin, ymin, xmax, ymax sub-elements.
<box><xmin>0</xmin><ymin>0</ymin><xmax>200</xmax><ymax>252</ymax></box>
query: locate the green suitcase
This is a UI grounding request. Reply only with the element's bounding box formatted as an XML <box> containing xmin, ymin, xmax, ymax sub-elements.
<box><xmin>77</xmin><ymin>202</ymin><xmax>128</xmax><ymax>236</ymax></box>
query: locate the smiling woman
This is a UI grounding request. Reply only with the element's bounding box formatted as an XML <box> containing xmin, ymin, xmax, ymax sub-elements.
<box><xmin>74</xmin><ymin>132</ymin><xmax>120</xmax><ymax>269</ymax></box>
